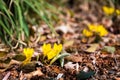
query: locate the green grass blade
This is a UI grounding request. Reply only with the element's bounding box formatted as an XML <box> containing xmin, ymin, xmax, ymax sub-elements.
<box><xmin>24</xmin><ymin>0</ymin><xmax>56</xmax><ymax>34</ymax></box>
<box><xmin>0</xmin><ymin>20</ymin><xmax>12</xmax><ymax>37</ymax></box>
<box><xmin>14</xmin><ymin>0</ymin><xmax>29</xmax><ymax>38</ymax></box>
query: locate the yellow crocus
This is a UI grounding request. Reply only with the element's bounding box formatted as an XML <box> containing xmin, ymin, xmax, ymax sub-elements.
<box><xmin>87</xmin><ymin>24</ymin><xmax>108</xmax><ymax>37</ymax></box>
<box><xmin>42</xmin><ymin>43</ymin><xmax>62</xmax><ymax>60</ymax></box>
<box><xmin>42</xmin><ymin>43</ymin><xmax>51</xmax><ymax>56</ymax></box>
<box><xmin>88</xmin><ymin>24</ymin><xmax>97</xmax><ymax>32</ymax></box>
<box><xmin>102</xmin><ymin>6</ymin><xmax>115</xmax><ymax>15</ymax></box>
<box><xmin>23</xmin><ymin>48</ymin><xmax>34</xmax><ymax>64</ymax></box>
<box><xmin>97</xmin><ymin>25</ymin><xmax>108</xmax><ymax>36</ymax></box>
<box><xmin>116</xmin><ymin>9</ymin><xmax>120</xmax><ymax>15</ymax></box>
<box><xmin>83</xmin><ymin>29</ymin><xmax>93</xmax><ymax>37</ymax></box>
<box><xmin>53</xmin><ymin>43</ymin><xmax>62</xmax><ymax>54</ymax></box>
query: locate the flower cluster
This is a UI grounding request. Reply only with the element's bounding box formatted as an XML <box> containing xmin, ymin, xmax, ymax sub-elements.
<box><xmin>23</xmin><ymin>48</ymin><xmax>34</xmax><ymax>64</ymax></box>
<box><xmin>83</xmin><ymin>29</ymin><xmax>93</xmax><ymax>37</ymax></box>
<box><xmin>42</xmin><ymin>43</ymin><xmax>62</xmax><ymax>60</ymax></box>
<box><xmin>103</xmin><ymin>6</ymin><xmax>120</xmax><ymax>15</ymax></box>
<box><xmin>21</xmin><ymin>43</ymin><xmax>63</xmax><ymax>65</ymax></box>
<box><xmin>83</xmin><ymin>24</ymin><xmax>108</xmax><ymax>37</ymax></box>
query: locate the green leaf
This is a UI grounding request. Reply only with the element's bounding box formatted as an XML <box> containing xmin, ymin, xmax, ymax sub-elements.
<box><xmin>77</xmin><ymin>71</ymin><xmax>95</xmax><ymax>80</ymax></box>
<box><xmin>59</xmin><ymin>57</ymin><xmax>64</xmax><ymax>67</ymax></box>
<box><xmin>102</xmin><ymin>46</ymin><xmax>116</xmax><ymax>54</ymax></box>
<box><xmin>14</xmin><ymin>1</ymin><xmax>29</xmax><ymax>37</ymax></box>
<box><xmin>0</xmin><ymin>20</ymin><xmax>12</xmax><ymax>37</ymax></box>
<box><xmin>24</xmin><ymin>0</ymin><xmax>56</xmax><ymax>35</ymax></box>
<box><xmin>50</xmin><ymin>53</ymin><xmax>70</xmax><ymax>65</ymax></box>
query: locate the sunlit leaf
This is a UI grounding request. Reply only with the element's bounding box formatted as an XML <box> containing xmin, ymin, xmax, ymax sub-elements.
<box><xmin>85</xmin><ymin>44</ymin><xmax>99</xmax><ymax>53</ymax></box>
<box><xmin>63</xmin><ymin>40</ymin><xmax>74</xmax><ymax>48</ymax></box>
<box><xmin>102</xmin><ymin>46</ymin><xmax>116</xmax><ymax>54</ymax></box>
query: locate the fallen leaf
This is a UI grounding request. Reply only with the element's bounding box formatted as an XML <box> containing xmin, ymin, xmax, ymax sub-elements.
<box><xmin>0</xmin><ymin>52</ymin><xmax>11</xmax><ymax>62</ymax></box>
<box><xmin>81</xmin><ymin>38</ymin><xmax>87</xmax><ymax>43</ymax></box>
<box><xmin>102</xmin><ymin>46</ymin><xmax>116</xmax><ymax>54</ymax></box>
<box><xmin>19</xmin><ymin>62</ymin><xmax>36</xmax><ymax>73</ymax></box>
<box><xmin>12</xmin><ymin>54</ymin><xmax>26</xmax><ymax>61</ymax></box>
<box><xmin>0</xmin><ymin>60</ymin><xmax>21</xmax><ymax>72</ymax></box>
<box><xmin>64</xmin><ymin>62</ymin><xmax>79</xmax><ymax>70</ymax></box>
<box><xmin>55</xmin><ymin>25</ymin><xmax>74</xmax><ymax>34</ymax></box>
<box><xmin>85</xmin><ymin>44</ymin><xmax>99</xmax><ymax>53</ymax></box>
<box><xmin>100</xmin><ymin>52</ymin><xmax>112</xmax><ymax>58</ymax></box>
<box><xmin>51</xmin><ymin>66</ymin><xmax>62</xmax><ymax>74</ymax></box>
<box><xmin>23</xmin><ymin>68</ymin><xmax>43</xmax><ymax>79</ymax></box>
<box><xmin>63</xmin><ymin>40</ymin><xmax>74</xmax><ymax>48</ymax></box>
<box><xmin>65</xmin><ymin>54</ymin><xmax>82</xmax><ymax>62</ymax></box>
<box><xmin>0</xmin><ymin>52</ymin><xmax>7</xmax><ymax>58</ymax></box>
<box><xmin>40</xmin><ymin>36</ymin><xmax>47</xmax><ymax>41</ymax></box>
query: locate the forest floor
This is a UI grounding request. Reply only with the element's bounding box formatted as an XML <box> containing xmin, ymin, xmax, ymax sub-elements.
<box><xmin>0</xmin><ymin>1</ymin><xmax>120</xmax><ymax>80</ymax></box>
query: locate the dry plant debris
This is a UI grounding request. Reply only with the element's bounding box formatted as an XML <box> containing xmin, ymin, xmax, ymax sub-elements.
<box><xmin>0</xmin><ymin>0</ymin><xmax>120</xmax><ymax>80</ymax></box>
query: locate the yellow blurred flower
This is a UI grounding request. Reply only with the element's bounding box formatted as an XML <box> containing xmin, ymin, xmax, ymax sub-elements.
<box><xmin>102</xmin><ymin>6</ymin><xmax>115</xmax><ymax>15</ymax></box>
<box><xmin>42</xmin><ymin>43</ymin><xmax>62</xmax><ymax>60</ymax></box>
<box><xmin>42</xmin><ymin>43</ymin><xmax>51</xmax><ymax>56</ymax></box>
<box><xmin>23</xmin><ymin>48</ymin><xmax>34</xmax><ymax>64</ymax></box>
<box><xmin>83</xmin><ymin>24</ymin><xmax>108</xmax><ymax>37</ymax></box>
<box><xmin>96</xmin><ymin>25</ymin><xmax>108</xmax><ymax>36</ymax></box>
<box><xmin>83</xmin><ymin>29</ymin><xmax>93</xmax><ymax>37</ymax></box>
<box><xmin>116</xmin><ymin>9</ymin><xmax>120</xmax><ymax>15</ymax></box>
<box><xmin>88</xmin><ymin>24</ymin><xmax>97</xmax><ymax>32</ymax></box>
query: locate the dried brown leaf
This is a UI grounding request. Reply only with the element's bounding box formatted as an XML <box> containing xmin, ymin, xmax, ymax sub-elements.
<box><xmin>22</xmin><ymin>68</ymin><xmax>43</xmax><ymax>79</ymax></box>
<box><xmin>65</xmin><ymin>54</ymin><xmax>82</xmax><ymax>62</ymax></box>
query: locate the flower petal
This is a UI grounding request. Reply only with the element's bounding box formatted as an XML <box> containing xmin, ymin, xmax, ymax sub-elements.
<box><xmin>83</xmin><ymin>29</ymin><xmax>93</xmax><ymax>37</ymax></box>
<box><xmin>103</xmin><ymin>6</ymin><xmax>114</xmax><ymax>15</ymax></box>
<box><xmin>42</xmin><ymin>43</ymin><xmax>51</xmax><ymax>56</ymax></box>
<box><xmin>23</xmin><ymin>48</ymin><xmax>34</xmax><ymax>64</ymax></box>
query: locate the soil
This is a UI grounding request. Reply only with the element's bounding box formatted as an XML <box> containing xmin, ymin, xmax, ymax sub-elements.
<box><xmin>0</xmin><ymin>0</ymin><xmax>120</xmax><ymax>80</ymax></box>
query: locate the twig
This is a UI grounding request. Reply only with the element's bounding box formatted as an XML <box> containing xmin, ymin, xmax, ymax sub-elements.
<box><xmin>2</xmin><ymin>72</ymin><xmax>11</xmax><ymax>80</ymax></box>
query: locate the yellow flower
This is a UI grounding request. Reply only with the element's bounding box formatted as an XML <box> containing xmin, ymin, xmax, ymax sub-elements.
<box><xmin>47</xmin><ymin>43</ymin><xmax>62</xmax><ymax>60</ymax></box>
<box><xmin>87</xmin><ymin>24</ymin><xmax>108</xmax><ymax>37</ymax></box>
<box><xmin>23</xmin><ymin>48</ymin><xmax>34</xmax><ymax>64</ymax></box>
<box><xmin>88</xmin><ymin>24</ymin><xmax>97</xmax><ymax>32</ymax></box>
<box><xmin>42</xmin><ymin>43</ymin><xmax>51</xmax><ymax>56</ymax></box>
<box><xmin>83</xmin><ymin>29</ymin><xmax>93</xmax><ymax>37</ymax></box>
<box><xmin>102</xmin><ymin>6</ymin><xmax>115</xmax><ymax>15</ymax></box>
<box><xmin>42</xmin><ymin>43</ymin><xmax>62</xmax><ymax>60</ymax></box>
<box><xmin>96</xmin><ymin>25</ymin><xmax>108</xmax><ymax>36</ymax></box>
<box><xmin>116</xmin><ymin>9</ymin><xmax>120</xmax><ymax>15</ymax></box>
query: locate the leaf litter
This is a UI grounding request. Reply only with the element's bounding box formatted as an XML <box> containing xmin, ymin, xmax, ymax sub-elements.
<box><xmin>0</xmin><ymin>0</ymin><xmax>120</xmax><ymax>80</ymax></box>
